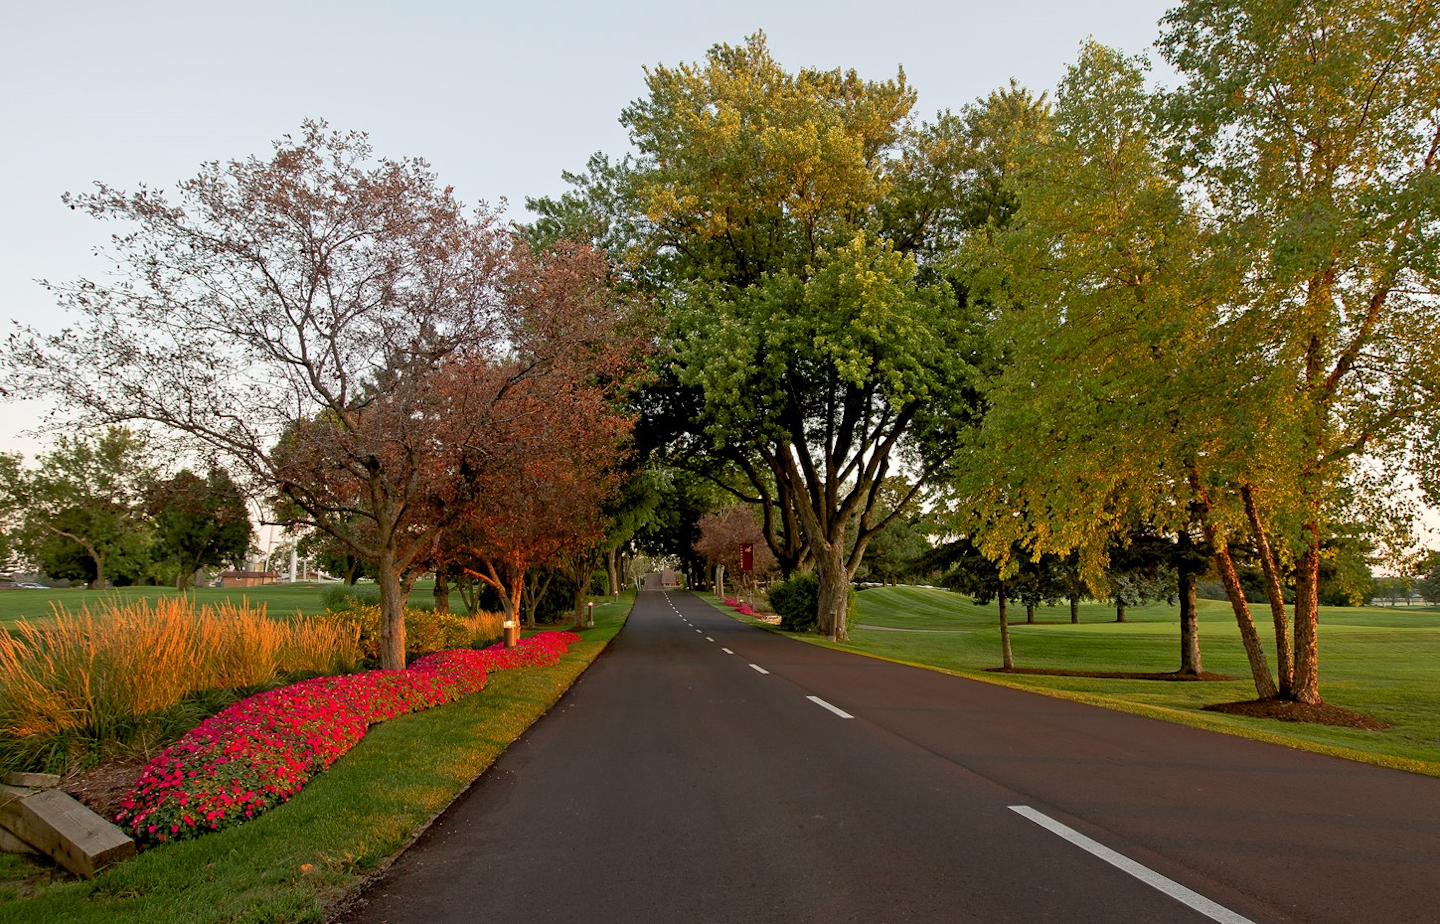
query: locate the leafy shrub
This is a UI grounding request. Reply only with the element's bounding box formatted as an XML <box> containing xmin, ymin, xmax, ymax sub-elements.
<box><xmin>766</xmin><ymin>573</ymin><xmax>857</xmax><ymax>633</ymax></box>
<box><xmin>769</xmin><ymin>572</ymin><xmax>820</xmax><ymax>632</ymax></box>
<box><xmin>319</xmin><ymin>603</ymin><xmax>504</xmax><ymax>663</ymax></box>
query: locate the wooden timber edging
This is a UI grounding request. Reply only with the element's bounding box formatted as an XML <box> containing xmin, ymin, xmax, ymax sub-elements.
<box><xmin>0</xmin><ymin>780</ymin><xmax>136</xmax><ymax>878</ymax></box>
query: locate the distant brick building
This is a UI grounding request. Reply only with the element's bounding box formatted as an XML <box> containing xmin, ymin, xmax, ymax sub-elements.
<box><xmin>217</xmin><ymin>570</ymin><xmax>279</xmax><ymax>588</ymax></box>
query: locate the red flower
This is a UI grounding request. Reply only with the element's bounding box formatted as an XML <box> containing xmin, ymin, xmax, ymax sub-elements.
<box><xmin>117</xmin><ymin>631</ymin><xmax>580</xmax><ymax>847</ymax></box>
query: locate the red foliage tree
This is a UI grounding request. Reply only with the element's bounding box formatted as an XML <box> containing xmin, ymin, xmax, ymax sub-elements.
<box><xmin>694</xmin><ymin>505</ymin><xmax>776</xmax><ymax>599</ymax></box>
<box><xmin>447</xmin><ymin>241</ymin><xmax>647</xmax><ymax>645</ymax></box>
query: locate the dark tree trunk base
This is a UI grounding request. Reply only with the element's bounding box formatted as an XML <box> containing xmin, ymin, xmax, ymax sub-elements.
<box><xmin>1202</xmin><ymin>698</ymin><xmax>1387</xmax><ymax>729</ymax></box>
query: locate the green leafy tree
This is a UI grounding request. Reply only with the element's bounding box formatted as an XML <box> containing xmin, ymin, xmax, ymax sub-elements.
<box><xmin>615</xmin><ymin>34</ymin><xmax>982</xmax><ymax>639</ymax></box>
<box><xmin>1416</xmin><ymin>550</ymin><xmax>1440</xmax><ymax>605</ymax></box>
<box><xmin>148</xmin><ymin>467</ymin><xmax>253</xmax><ymax>590</ymax></box>
<box><xmin>1158</xmin><ymin>0</ymin><xmax>1440</xmax><ymax>703</ymax></box>
<box><xmin>0</xmin><ymin>428</ymin><xmax>155</xmax><ymax>589</ymax></box>
<box><xmin>955</xmin><ymin>43</ymin><xmax>1225</xmax><ymax>681</ymax></box>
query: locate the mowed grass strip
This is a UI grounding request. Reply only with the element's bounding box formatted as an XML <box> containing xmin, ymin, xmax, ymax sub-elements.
<box><xmin>0</xmin><ymin>596</ymin><xmax>631</xmax><ymax>924</ymax></box>
<box><xmin>709</xmin><ymin>587</ymin><xmax>1440</xmax><ymax>776</ymax></box>
<box><xmin>0</xmin><ymin>583</ymin><xmax>346</xmax><ymax>625</ymax></box>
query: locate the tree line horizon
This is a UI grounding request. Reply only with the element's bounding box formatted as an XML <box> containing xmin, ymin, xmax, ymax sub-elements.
<box><xmin>4</xmin><ymin>0</ymin><xmax>1438</xmax><ymax>707</ymax></box>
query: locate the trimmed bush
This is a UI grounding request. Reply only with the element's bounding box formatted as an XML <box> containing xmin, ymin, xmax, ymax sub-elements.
<box><xmin>769</xmin><ymin>573</ymin><xmax>820</xmax><ymax>632</ymax></box>
<box><xmin>766</xmin><ymin>574</ymin><xmax>857</xmax><ymax>633</ymax></box>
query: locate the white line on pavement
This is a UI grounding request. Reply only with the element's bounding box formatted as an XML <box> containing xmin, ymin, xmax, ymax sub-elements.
<box><xmin>806</xmin><ymin>695</ymin><xmax>854</xmax><ymax>719</ymax></box>
<box><xmin>706</xmin><ymin>637</ymin><xmax>714</xmax><ymax>642</ymax></box>
<box><xmin>749</xmin><ymin>663</ymin><xmax>769</xmax><ymax>674</ymax></box>
<box><xmin>1008</xmin><ymin>806</ymin><xmax>1256</xmax><ymax>924</ymax></box>
<box><xmin>722</xmin><ymin>648</ymin><xmax>733</xmax><ymax>654</ymax></box>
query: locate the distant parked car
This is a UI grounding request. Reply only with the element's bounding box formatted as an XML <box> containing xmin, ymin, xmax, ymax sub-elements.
<box><xmin>15</xmin><ymin>583</ymin><xmax>48</xmax><ymax>589</ymax></box>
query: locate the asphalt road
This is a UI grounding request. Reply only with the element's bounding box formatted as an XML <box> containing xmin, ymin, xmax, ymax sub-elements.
<box><xmin>337</xmin><ymin>589</ymin><xmax>1440</xmax><ymax>924</ymax></box>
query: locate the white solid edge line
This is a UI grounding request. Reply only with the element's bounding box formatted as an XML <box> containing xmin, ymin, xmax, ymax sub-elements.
<box><xmin>1008</xmin><ymin>806</ymin><xmax>1256</xmax><ymax>924</ymax></box>
<box><xmin>806</xmin><ymin>695</ymin><xmax>854</xmax><ymax>719</ymax></box>
<box><xmin>722</xmin><ymin>648</ymin><xmax>733</xmax><ymax>654</ymax></box>
<box><xmin>749</xmin><ymin>663</ymin><xmax>769</xmax><ymax>674</ymax></box>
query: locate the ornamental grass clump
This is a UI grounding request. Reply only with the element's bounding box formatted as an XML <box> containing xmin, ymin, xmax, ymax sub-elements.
<box><xmin>0</xmin><ymin>598</ymin><xmax>361</xmax><ymax>774</ymax></box>
<box><xmin>117</xmin><ymin>631</ymin><xmax>579</xmax><ymax>846</ymax></box>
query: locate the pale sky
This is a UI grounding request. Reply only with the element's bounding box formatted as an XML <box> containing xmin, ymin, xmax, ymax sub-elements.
<box><xmin>2</xmin><ymin>0</ymin><xmax>1176</xmax><ymax>453</ymax></box>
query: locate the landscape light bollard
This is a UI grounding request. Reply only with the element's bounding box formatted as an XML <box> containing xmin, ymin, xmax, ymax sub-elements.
<box><xmin>504</xmin><ymin>619</ymin><xmax>519</xmax><ymax>648</ymax></box>
<box><xmin>587</xmin><ymin>601</ymin><xmax>595</xmax><ymax>628</ymax></box>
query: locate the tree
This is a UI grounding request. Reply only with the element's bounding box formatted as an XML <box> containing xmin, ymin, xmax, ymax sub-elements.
<box><xmin>1417</xmin><ymin>550</ymin><xmax>1440</xmax><ymax>605</ymax></box>
<box><xmin>7</xmin><ymin>122</ymin><xmax>533</xmax><ymax>669</ymax></box>
<box><xmin>1158</xmin><ymin>0</ymin><xmax>1440</xmax><ymax>703</ymax></box>
<box><xmin>0</xmin><ymin>428</ymin><xmax>155</xmax><ymax>589</ymax></box>
<box><xmin>921</xmin><ymin>537</ymin><xmax>1020</xmax><ymax>669</ymax></box>
<box><xmin>616</xmin><ymin>34</ymin><xmax>981</xmax><ymax>639</ymax></box>
<box><xmin>953</xmin><ymin>44</ymin><xmax>1222</xmax><ymax>682</ymax></box>
<box><xmin>148</xmin><ymin>467</ymin><xmax>252</xmax><ymax>589</ymax></box>
<box><xmin>298</xmin><ymin>528</ymin><xmax>376</xmax><ymax>585</ymax></box>
<box><xmin>447</xmin><ymin>241</ymin><xmax>644</xmax><ymax>645</ymax></box>
<box><xmin>693</xmin><ymin>504</ymin><xmax>776</xmax><ymax>599</ymax></box>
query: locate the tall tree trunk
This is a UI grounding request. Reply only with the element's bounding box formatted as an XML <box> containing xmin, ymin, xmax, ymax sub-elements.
<box><xmin>1177</xmin><ymin>533</ymin><xmax>1202</xmax><ymax>677</ymax></box>
<box><xmin>1025</xmin><ymin>602</ymin><xmax>1035</xmax><ymax>624</ymax></box>
<box><xmin>433</xmin><ymin>569</ymin><xmax>451</xmax><ymax>615</ymax></box>
<box><xmin>1213</xmin><ymin>540</ymin><xmax>1278</xmax><ymax>700</ymax></box>
<box><xmin>88</xmin><ymin>544</ymin><xmax>106</xmax><ymax>591</ymax></box>
<box><xmin>998</xmin><ymin>583</ymin><xmax>1014</xmax><ymax>670</ymax></box>
<box><xmin>815</xmin><ymin>541</ymin><xmax>850</xmax><ymax>641</ymax></box>
<box><xmin>522</xmin><ymin>569</ymin><xmax>554</xmax><ymax>630</ymax></box>
<box><xmin>377</xmin><ymin>554</ymin><xmax>408</xmax><ymax>670</ymax></box>
<box><xmin>1189</xmin><ymin>466</ymin><xmax>1275</xmax><ymax>698</ymax></box>
<box><xmin>1242</xmin><ymin>484</ymin><xmax>1292</xmax><ymax>697</ymax></box>
<box><xmin>456</xmin><ymin>572</ymin><xmax>479</xmax><ymax>615</ymax></box>
<box><xmin>1070</xmin><ymin>595</ymin><xmax>1080</xmax><ymax>624</ymax></box>
<box><xmin>1291</xmin><ymin>519</ymin><xmax>1323</xmax><ymax>704</ymax></box>
<box><xmin>607</xmin><ymin>547</ymin><xmax>620</xmax><ymax>597</ymax></box>
<box><xmin>1115</xmin><ymin>599</ymin><xmax>1126</xmax><ymax>623</ymax></box>
<box><xmin>572</xmin><ymin>579</ymin><xmax>588</xmax><ymax>630</ymax></box>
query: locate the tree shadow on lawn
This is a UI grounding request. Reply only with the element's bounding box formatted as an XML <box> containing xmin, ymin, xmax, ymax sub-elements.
<box><xmin>988</xmin><ymin>666</ymin><xmax>1235</xmax><ymax>682</ymax></box>
<box><xmin>985</xmin><ymin>666</ymin><xmax>1389</xmax><ymax>729</ymax></box>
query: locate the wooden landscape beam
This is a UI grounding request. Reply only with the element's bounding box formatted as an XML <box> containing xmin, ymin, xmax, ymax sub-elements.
<box><xmin>0</xmin><ymin>783</ymin><xmax>135</xmax><ymax>878</ymax></box>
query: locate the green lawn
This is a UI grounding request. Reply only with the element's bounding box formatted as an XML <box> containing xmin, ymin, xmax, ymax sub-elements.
<box><xmin>714</xmin><ymin>587</ymin><xmax>1440</xmax><ymax>776</ymax></box>
<box><xmin>0</xmin><ymin>593</ymin><xmax>632</xmax><ymax>924</ymax></box>
<box><xmin>0</xmin><ymin>581</ymin><xmax>441</xmax><ymax>624</ymax></box>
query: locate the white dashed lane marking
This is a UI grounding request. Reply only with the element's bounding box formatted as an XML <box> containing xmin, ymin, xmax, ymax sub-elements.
<box><xmin>1008</xmin><ymin>806</ymin><xmax>1257</xmax><ymax>924</ymax></box>
<box><xmin>807</xmin><ymin>696</ymin><xmax>854</xmax><ymax>719</ymax></box>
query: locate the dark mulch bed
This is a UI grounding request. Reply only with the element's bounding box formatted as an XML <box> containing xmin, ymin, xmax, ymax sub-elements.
<box><xmin>1203</xmin><ymin>698</ymin><xmax>1390</xmax><ymax>730</ymax></box>
<box><xmin>60</xmin><ymin>754</ymin><xmax>149</xmax><ymax>820</ymax></box>
<box><xmin>987</xmin><ymin>667</ymin><xmax>1235</xmax><ymax>681</ymax></box>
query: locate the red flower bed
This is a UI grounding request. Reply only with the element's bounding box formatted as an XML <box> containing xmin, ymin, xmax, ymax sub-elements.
<box><xmin>117</xmin><ymin>631</ymin><xmax>579</xmax><ymax>846</ymax></box>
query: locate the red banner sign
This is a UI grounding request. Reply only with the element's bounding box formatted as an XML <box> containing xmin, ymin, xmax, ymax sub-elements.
<box><xmin>739</xmin><ymin>543</ymin><xmax>754</xmax><ymax>572</ymax></box>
